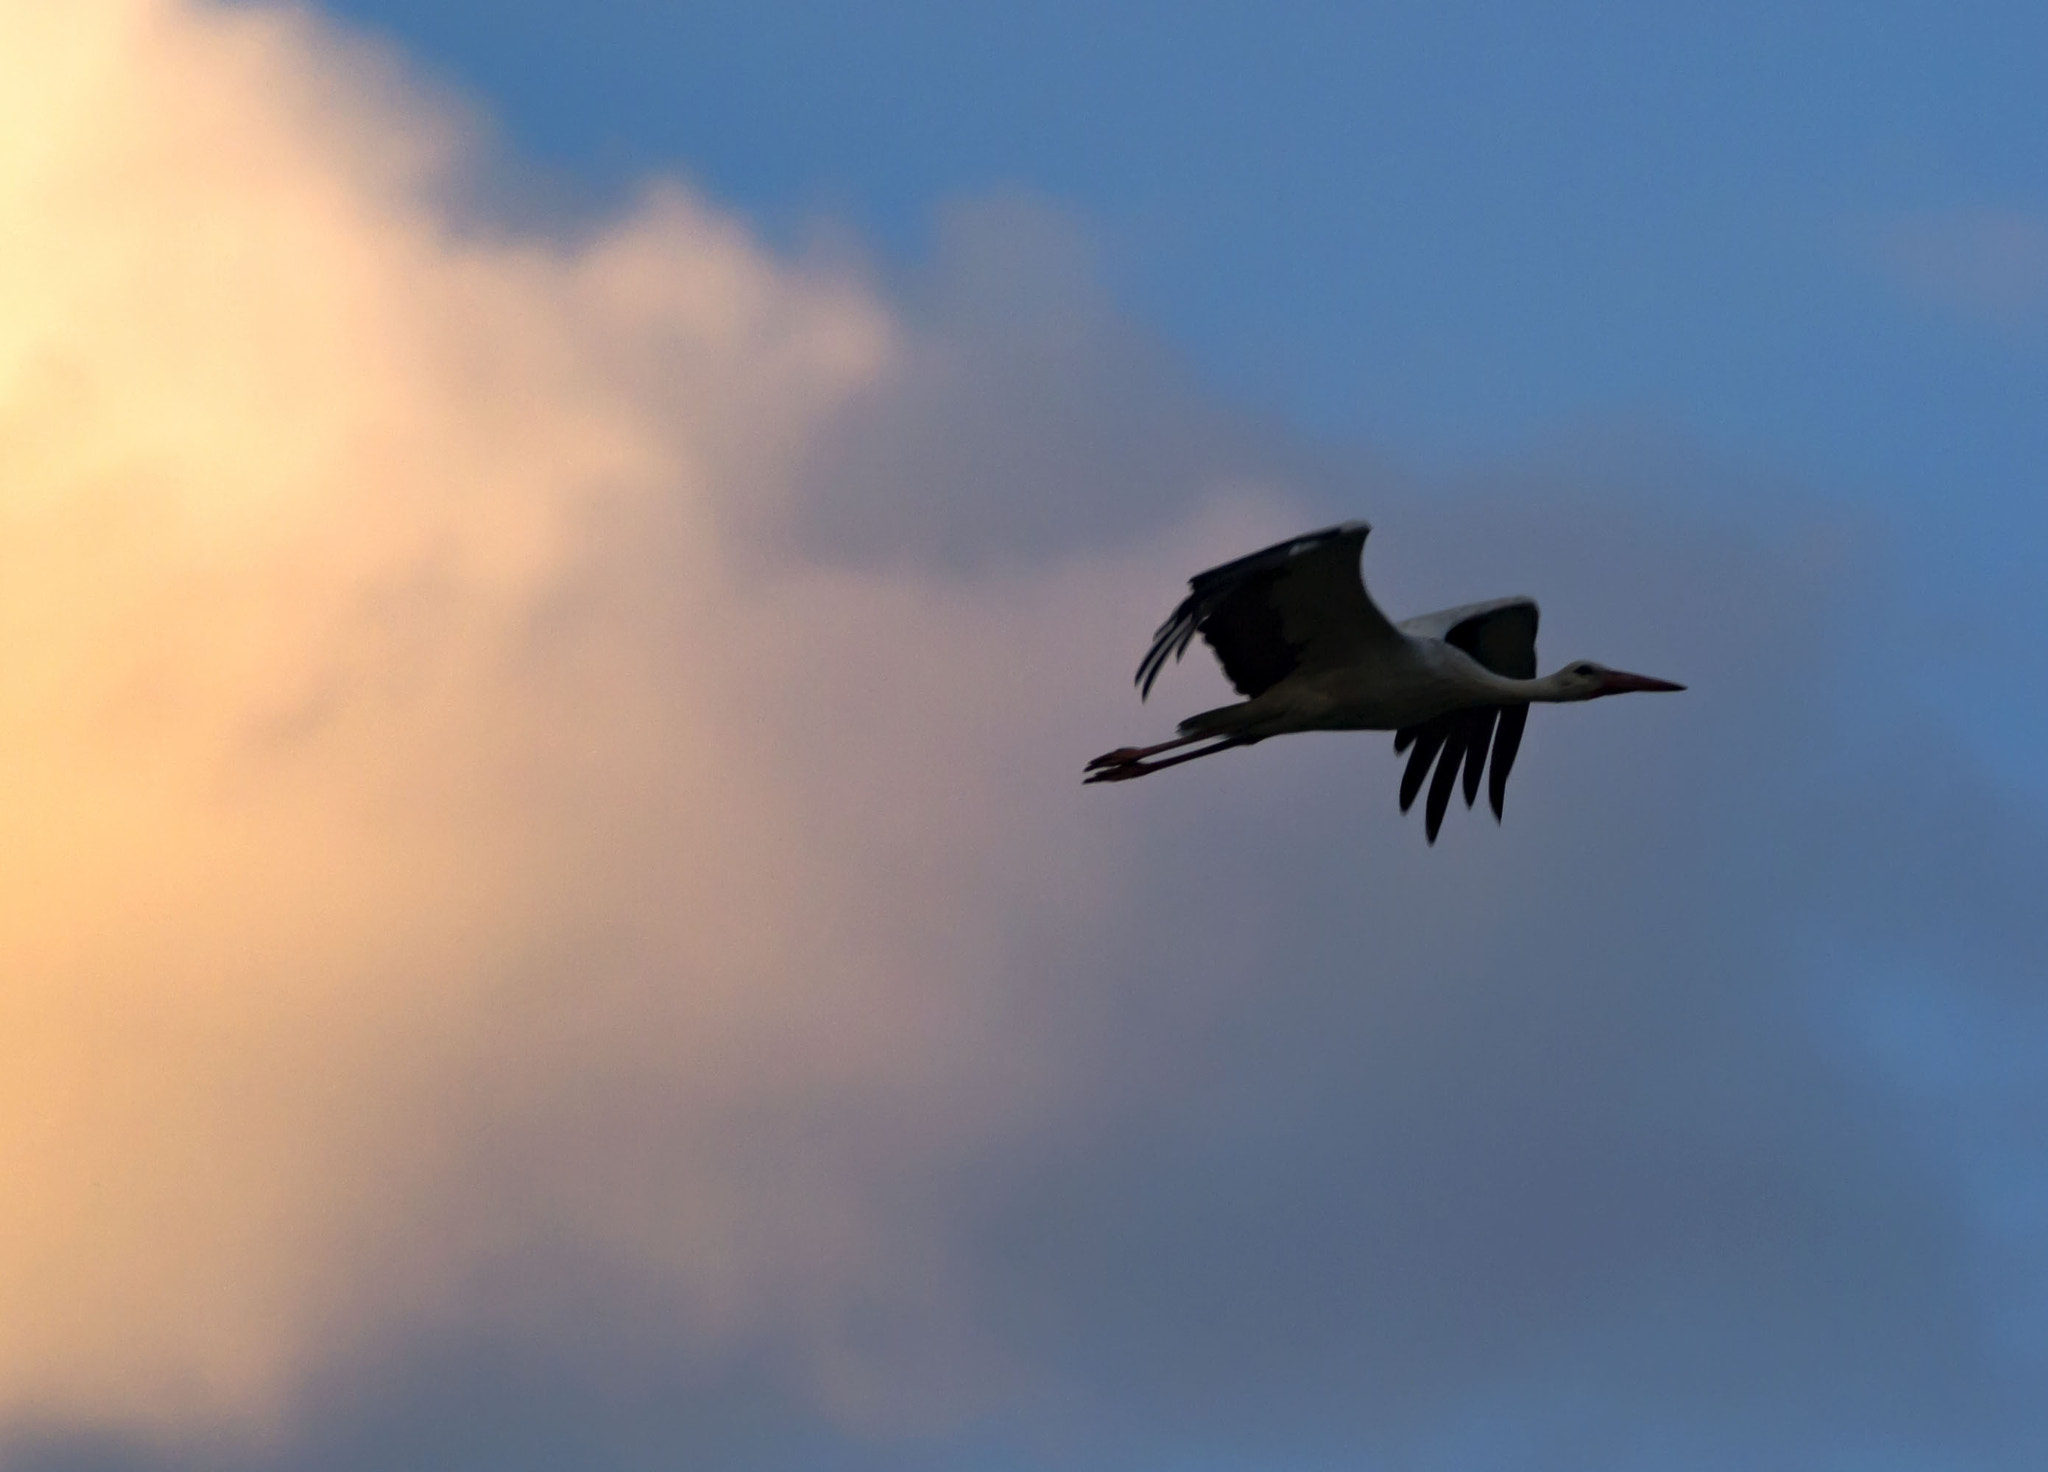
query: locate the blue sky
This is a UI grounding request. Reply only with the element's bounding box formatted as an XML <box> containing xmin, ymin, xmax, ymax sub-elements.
<box><xmin>8</xmin><ymin>4</ymin><xmax>2047</xmax><ymax>1471</ymax></box>
<box><xmin>325</xmin><ymin>0</ymin><xmax>2048</xmax><ymax>780</ymax></box>
<box><xmin>328</xmin><ymin>0</ymin><xmax>2047</xmax><ymax>469</ymax></box>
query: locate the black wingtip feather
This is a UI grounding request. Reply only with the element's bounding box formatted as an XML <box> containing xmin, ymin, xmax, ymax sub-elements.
<box><xmin>1488</xmin><ymin>704</ymin><xmax>1528</xmax><ymax>821</ymax></box>
<box><xmin>1425</xmin><ymin>727</ymin><xmax>1465</xmax><ymax>842</ymax></box>
<box><xmin>1399</xmin><ymin>724</ymin><xmax>1447</xmax><ymax>813</ymax></box>
<box><xmin>1461</xmin><ymin>709</ymin><xmax>1496</xmax><ymax>809</ymax></box>
<box><xmin>1399</xmin><ymin>707</ymin><xmax>1518</xmax><ymax>841</ymax></box>
<box><xmin>1133</xmin><ymin>598</ymin><xmax>1204</xmax><ymax>699</ymax></box>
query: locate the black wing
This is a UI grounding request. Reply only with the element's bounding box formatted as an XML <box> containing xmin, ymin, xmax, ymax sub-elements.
<box><xmin>1136</xmin><ymin>522</ymin><xmax>1403</xmax><ymax>700</ymax></box>
<box><xmin>1391</xmin><ymin>598</ymin><xmax>1538</xmax><ymax>841</ymax></box>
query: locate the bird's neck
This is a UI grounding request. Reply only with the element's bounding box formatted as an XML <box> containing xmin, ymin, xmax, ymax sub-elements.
<box><xmin>1472</xmin><ymin>667</ymin><xmax>1580</xmax><ymax>704</ymax></box>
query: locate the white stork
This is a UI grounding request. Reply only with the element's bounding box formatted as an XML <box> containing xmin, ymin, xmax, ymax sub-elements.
<box><xmin>1085</xmin><ymin>522</ymin><xmax>1684</xmax><ymax>841</ymax></box>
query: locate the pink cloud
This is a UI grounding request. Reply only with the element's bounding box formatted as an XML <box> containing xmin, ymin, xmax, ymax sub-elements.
<box><xmin>0</xmin><ymin>0</ymin><xmax>1280</xmax><ymax>1443</ymax></box>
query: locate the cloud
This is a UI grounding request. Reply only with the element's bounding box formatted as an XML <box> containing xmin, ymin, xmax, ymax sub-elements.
<box><xmin>772</xmin><ymin>191</ymin><xmax>1319</xmax><ymax>572</ymax></box>
<box><xmin>1878</xmin><ymin>207</ymin><xmax>2048</xmax><ymax>330</ymax></box>
<box><xmin>0</xmin><ymin>0</ymin><xmax>1151</xmax><ymax>1441</ymax></box>
<box><xmin>4</xmin><ymin>4</ymin><xmax>2046</xmax><ymax>1471</ymax></box>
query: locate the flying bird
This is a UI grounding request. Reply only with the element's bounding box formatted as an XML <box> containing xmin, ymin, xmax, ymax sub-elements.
<box><xmin>1085</xmin><ymin>522</ymin><xmax>1684</xmax><ymax>841</ymax></box>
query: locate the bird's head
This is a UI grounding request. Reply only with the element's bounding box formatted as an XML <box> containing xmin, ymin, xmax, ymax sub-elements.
<box><xmin>1553</xmin><ymin>660</ymin><xmax>1687</xmax><ymax>701</ymax></box>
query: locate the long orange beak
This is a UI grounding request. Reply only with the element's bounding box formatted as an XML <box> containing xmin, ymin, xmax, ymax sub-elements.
<box><xmin>1600</xmin><ymin>669</ymin><xmax>1687</xmax><ymax>694</ymax></box>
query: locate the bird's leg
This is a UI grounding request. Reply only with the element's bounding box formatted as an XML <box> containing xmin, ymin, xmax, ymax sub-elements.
<box><xmin>1083</xmin><ymin>736</ymin><xmax>1250</xmax><ymax>783</ymax></box>
<box><xmin>1084</xmin><ymin>730</ymin><xmax>1211</xmax><ymax>772</ymax></box>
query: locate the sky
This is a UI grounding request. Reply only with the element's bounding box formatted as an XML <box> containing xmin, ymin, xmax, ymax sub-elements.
<box><xmin>1</xmin><ymin>3</ymin><xmax>2043</xmax><ymax>1471</ymax></box>
<box><xmin>323</xmin><ymin>0</ymin><xmax>2048</xmax><ymax>782</ymax></box>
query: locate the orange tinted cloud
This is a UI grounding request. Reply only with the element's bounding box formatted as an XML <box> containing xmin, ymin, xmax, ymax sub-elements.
<box><xmin>0</xmin><ymin>0</ymin><xmax>1255</xmax><ymax>1443</ymax></box>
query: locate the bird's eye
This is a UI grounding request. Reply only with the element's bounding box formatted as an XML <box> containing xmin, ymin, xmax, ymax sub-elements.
<box><xmin>1576</xmin><ymin>663</ymin><xmax>1595</xmax><ymax>676</ymax></box>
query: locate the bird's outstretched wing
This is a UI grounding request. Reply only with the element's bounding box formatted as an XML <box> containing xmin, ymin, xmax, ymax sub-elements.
<box><xmin>1136</xmin><ymin>522</ymin><xmax>1404</xmax><ymax>699</ymax></box>
<box><xmin>1392</xmin><ymin>597</ymin><xmax>1539</xmax><ymax>840</ymax></box>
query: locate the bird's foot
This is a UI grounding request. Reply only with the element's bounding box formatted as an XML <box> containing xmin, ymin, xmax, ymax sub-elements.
<box><xmin>1085</xmin><ymin>747</ymin><xmax>1148</xmax><ymax>771</ymax></box>
<box><xmin>1083</xmin><ymin>761</ymin><xmax>1147</xmax><ymax>784</ymax></box>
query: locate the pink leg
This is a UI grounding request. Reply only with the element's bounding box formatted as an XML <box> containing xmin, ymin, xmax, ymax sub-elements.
<box><xmin>1083</xmin><ymin>735</ymin><xmax>1249</xmax><ymax>783</ymax></box>
<box><xmin>1084</xmin><ymin>731</ymin><xmax>1210</xmax><ymax>771</ymax></box>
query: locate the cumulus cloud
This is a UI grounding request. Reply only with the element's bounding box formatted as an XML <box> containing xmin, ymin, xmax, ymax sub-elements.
<box><xmin>4</xmin><ymin>4</ymin><xmax>2046</xmax><ymax>1471</ymax></box>
<box><xmin>0</xmin><ymin>0</ymin><xmax>1175</xmax><ymax>1441</ymax></box>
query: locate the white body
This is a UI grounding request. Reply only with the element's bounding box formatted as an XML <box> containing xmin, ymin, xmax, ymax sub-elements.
<box><xmin>1194</xmin><ymin>628</ymin><xmax>1527</xmax><ymax>738</ymax></box>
